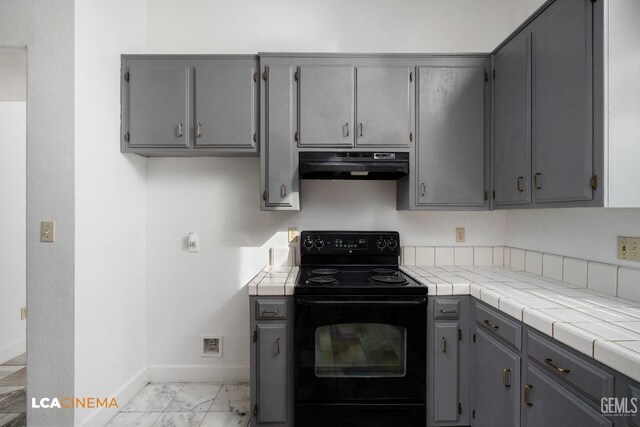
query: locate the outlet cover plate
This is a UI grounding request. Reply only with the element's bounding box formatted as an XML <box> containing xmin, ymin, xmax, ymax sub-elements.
<box><xmin>288</xmin><ymin>227</ymin><xmax>299</xmax><ymax>243</ymax></box>
<box><xmin>618</xmin><ymin>236</ymin><xmax>640</xmax><ymax>261</ymax></box>
<box><xmin>201</xmin><ymin>335</ymin><xmax>223</xmax><ymax>358</ymax></box>
<box><xmin>456</xmin><ymin>228</ymin><xmax>465</xmax><ymax>243</ymax></box>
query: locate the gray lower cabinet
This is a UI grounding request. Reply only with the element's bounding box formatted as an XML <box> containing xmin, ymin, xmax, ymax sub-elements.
<box><xmin>260</xmin><ymin>63</ymin><xmax>299</xmax><ymax>210</ymax></box>
<box><xmin>355</xmin><ymin>66</ymin><xmax>413</xmax><ymax>147</ymax></box>
<box><xmin>523</xmin><ymin>364</ymin><xmax>612</xmax><ymax>427</ymax></box>
<box><xmin>427</xmin><ymin>296</ymin><xmax>471</xmax><ymax>426</ymax></box>
<box><xmin>250</xmin><ymin>297</ymin><xmax>293</xmax><ymax>426</ymax></box>
<box><xmin>492</xmin><ymin>31</ymin><xmax>531</xmax><ymax>207</ymax></box>
<box><xmin>121</xmin><ymin>55</ymin><xmax>259</xmax><ymax>156</ymax></box>
<box><xmin>297</xmin><ymin>64</ymin><xmax>354</xmax><ymax>147</ymax></box>
<box><xmin>472</xmin><ymin>327</ymin><xmax>521</xmax><ymax>427</ymax></box>
<box><xmin>411</xmin><ymin>58</ymin><xmax>490</xmax><ymax>209</ymax></box>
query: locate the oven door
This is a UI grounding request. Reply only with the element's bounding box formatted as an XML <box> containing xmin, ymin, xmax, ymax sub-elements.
<box><xmin>294</xmin><ymin>295</ymin><xmax>427</xmax><ymax>404</ymax></box>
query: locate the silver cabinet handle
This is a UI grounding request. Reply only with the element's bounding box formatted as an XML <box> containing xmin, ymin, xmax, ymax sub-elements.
<box><xmin>176</xmin><ymin>122</ymin><xmax>183</xmax><ymax>138</ymax></box>
<box><xmin>545</xmin><ymin>358</ymin><xmax>570</xmax><ymax>373</ymax></box>
<box><xmin>343</xmin><ymin>122</ymin><xmax>350</xmax><ymax>137</ymax></box>
<box><xmin>276</xmin><ymin>337</ymin><xmax>280</xmax><ymax>355</ymax></box>
<box><xmin>359</xmin><ymin>123</ymin><xmax>363</xmax><ymax>137</ymax></box>
<box><xmin>442</xmin><ymin>337</ymin><xmax>447</xmax><ymax>353</ymax></box>
<box><xmin>420</xmin><ymin>182</ymin><xmax>426</xmax><ymax>197</ymax></box>
<box><xmin>262</xmin><ymin>310</ymin><xmax>279</xmax><ymax>316</ymax></box>
<box><xmin>280</xmin><ymin>184</ymin><xmax>287</xmax><ymax>198</ymax></box>
<box><xmin>534</xmin><ymin>173</ymin><xmax>542</xmax><ymax>190</ymax></box>
<box><xmin>439</xmin><ymin>308</ymin><xmax>457</xmax><ymax>314</ymax></box>
<box><xmin>196</xmin><ymin>122</ymin><xmax>202</xmax><ymax>138</ymax></box>
<box><xmin>484</xmin><ymin>319</ymin><xmax>499</xmax><ymax>329</ymax></box>
<box><xmin>516</xmin><ymin>176</ymin><xmax>524</xmax><ymax>192</ymax></box>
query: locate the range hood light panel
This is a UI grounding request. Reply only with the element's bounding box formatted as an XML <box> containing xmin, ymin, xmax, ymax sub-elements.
<box><xmin>350</xmin><ymin>171</ymin><xmax>369</xmax><ymax>176</ymax></box>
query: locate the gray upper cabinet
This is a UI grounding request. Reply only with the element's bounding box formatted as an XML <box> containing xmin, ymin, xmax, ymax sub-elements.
<box><xmin>415</xmin><ymin>60</ymin><xmax>488</xmax><ymax>208</ymax></box>
<box><xmin>493</xmin><ymin>33</ymin><xmax>531</xmax><ymax>206</ymax></box>
<box><xmin>125</xmin><ymin>65</ymin><xmax>190</xmax><ymax>149</ymax></box>
<box><xmin>261</xmin><ymin>63</ymin><xmax>299</xmax><ymax>210</ymax></box>
<box><xmin>523</xmin><ymin>365</ymin><xmax>612</xmax><ymax>427</ymax></box>
<box><xmin>194</xmin><ymin>61</ymin><xmax>258</xmax><ymax>149</ymax></box>
<box><xmin>531</xmin><ymin>0</ymin><xmax>593</xmax><ymax>204</ymax></box>
<box><xmin>355</xmin><ymin>66</ymin><xmax>413</xmax><ymax>147</ymax></box>
<box><xmin>121</xmin><ymin>55</ymin><xmax>259</xmax><ymax>156</ymax></box>
<box><xmin>297</xmin><ymin>65</ymin><xmax>354</xmax><ymax>147</ymax></box>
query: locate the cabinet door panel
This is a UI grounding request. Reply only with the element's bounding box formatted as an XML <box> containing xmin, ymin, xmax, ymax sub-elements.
<box><xmin>127</xmin><ymin>65</ymin><xmax>190</xmax><ymax>148</ymax></box>
<box><xmin>257</xmin><ymin>324</ymin><xmax>287</xmax><ymax>423</ymax></box>
<box><xmin>298</xmin><ymin>65</ymin><xmax>354</xmax><ymax>146</ymax></box>
<box><xmin>356</xmin><ymin>66</ymin><xmax>412</xmax><ymax>147</ymax></box>
<box><xmin>524</xmin><ymin>364</ymin><xmax>612</xmax><ymax>427</ymax></box>
<box><xmin>434</xmin><ymin>323</ymin><xmax>459</xmax><ymax>423</ymax></box>
<box><xmin>532</xmin><ymin>0</ymin><xmax>593</xmax><ymax>203</ymax></box>
<box><xmin>472</xmin><ymin>328</ymin><xmax>520</xmax><ymax>427</ymax></box>
<box><xmin>417</xmin><ymin>65</ymin><xmax>486</xmax><ymax>206</ymax></box>
<box><xmin>493</xmin><ymin>34</ymin><xmax>532</xmax><ymax>206</ymax></box>
<box><xmin>194</xmin><ymin>64</ymin><xmax>257</xmax><ymax>148</ymax></box>
<box><xmin>263</xmin><ymin>64</ymin><xmax>296</xmax><ymax>208</ymax></box>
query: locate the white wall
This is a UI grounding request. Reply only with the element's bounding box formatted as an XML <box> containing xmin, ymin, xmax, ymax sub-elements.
<box><xmin>506</xmin><ymin>208</ymin><xmax>640</xmax><ymax>267</ymax></box>
<box><xmin>74</xmin><ymin>0</ymin><xmax>148</xmax><ymax>425</ymax></box>
<box><xmin>0</xmin><ymin>102</ymin><xmax>26</xmax><ymax>364</ymax></box>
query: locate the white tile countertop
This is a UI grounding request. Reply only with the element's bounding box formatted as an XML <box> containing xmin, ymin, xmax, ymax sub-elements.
<box><xmin>247</xmin><ymin>265</ymin><xmax>298</xmax><ymax>296</ymax></box>
<box><xmin>400</xmin><ymin>265</ymin><xmax>640</xmax><ymax>383</ymax></box>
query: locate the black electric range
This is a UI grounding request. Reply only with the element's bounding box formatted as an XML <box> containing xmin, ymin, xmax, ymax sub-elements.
<box><xmin>294</xmin><ymin>231</ymin><xmax>427</xmax><ymax>427</ymax></box>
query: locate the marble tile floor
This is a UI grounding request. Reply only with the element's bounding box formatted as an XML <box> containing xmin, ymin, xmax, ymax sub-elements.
<box><xmin>0</xmin><ymin>354</ymin><xmax>27</xmax><ymax>427</ymax></box>
<box><xmin>107</xmin><ymin>382</ymin><xmax>250</xmax><ymax>427</ymax></box>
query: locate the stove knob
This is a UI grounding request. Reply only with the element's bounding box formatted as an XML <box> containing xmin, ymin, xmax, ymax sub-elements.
<box><xmin>315</xmin><ymin>238</ymin><xmax>325</xmax><ymax>249</ymax></box>
<box><xmin>303</xmin><ymin>238</ymin><xmax>315</xmax><ymax>250</ymax></box>
<box><xmin>376</xmin><ymin>238</ymin><xmax>387</xmax><ymax>250</ymax></box>
<box><xmin>387</xmin><ymin>239</ymin><xmax>398</xmax><ymax>250</ymax></box>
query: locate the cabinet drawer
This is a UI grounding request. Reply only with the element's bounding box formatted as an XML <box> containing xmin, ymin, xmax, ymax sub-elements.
<box><xmin>256</xmin><ymin>300</ymin><xmax>288</xmax><ymax>320</ymax></box>
<box><xmin>434</xmin><ymin>299</ymin><xmax>460</xmax><ymax>319</ymax></box>
<box><xmin>475</xmin><ymin>301</ymin><xmax>522</xmax><ymax>350</ymax></box>
<box><xmin>527</xmin><ymin>331</ymin><xmax>614</xmax><ymax>402</ymax></box>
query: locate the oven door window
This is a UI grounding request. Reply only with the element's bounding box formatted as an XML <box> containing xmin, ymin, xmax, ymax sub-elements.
<box><xmin>315</xmin><ymin>323</ymin><xmax>406</xmax><ymax>378</ymax></box>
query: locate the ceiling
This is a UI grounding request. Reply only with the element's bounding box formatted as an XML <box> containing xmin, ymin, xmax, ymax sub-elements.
<box><xmin>0</xmin><ymin>48</ymin><xmax>26</xmax><ymax>102</ymax></box>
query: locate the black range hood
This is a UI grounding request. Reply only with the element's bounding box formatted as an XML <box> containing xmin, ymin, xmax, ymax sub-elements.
<box><xmin>299</xmin><ymin>152</ymin><xmax>409</xmax><ymax>180</ymax></box>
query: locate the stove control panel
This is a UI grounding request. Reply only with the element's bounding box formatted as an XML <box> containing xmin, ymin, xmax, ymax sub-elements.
<box><xmin>300</xmin><ymin>231</ymin><xmax>400</xmax><ymax>255</ymax></box>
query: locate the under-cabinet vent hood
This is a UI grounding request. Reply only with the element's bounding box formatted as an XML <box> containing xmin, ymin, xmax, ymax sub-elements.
<box><xmin>299</xmin><ymin>152</ymin><xmax>409</xmax><ymax>180</ymax></box>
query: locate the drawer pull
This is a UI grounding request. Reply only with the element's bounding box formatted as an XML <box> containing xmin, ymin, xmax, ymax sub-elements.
<box><xmin>484</xmin><ymin>319</ymin><xmax>500</xmax><ymax>329</ymax></box>
<box><xmin>439</xmin><ymin>309</ymin><xmax>457</xmax><ymax>314</ymax></box>
<box><xmin>276</xmin><ymin>337</ymin><xmax>280</xmax><ymax>355</ymax></box>
<box><xmin>262</xmin><ymin>309</ymin><xmax>280</xmax><ymax>316</ymax></box>
<box><xmin>442</xmin><ymin>337</ymin><xmax>447</xmax><ymax>353</ymax></box>
<box><xmin>503</xmin><ymin>368</ymin><xmax>511</xmax><ymax>388</ymax></box>
<box><xmin>545</xmin><ymin>358</ymin><xmax>570</xmax><ymax>373</ymax></box>
<box><xmin>524</xmin><ymin>384</ymin><xmax>533</xmax><ymax>406</ymax></box>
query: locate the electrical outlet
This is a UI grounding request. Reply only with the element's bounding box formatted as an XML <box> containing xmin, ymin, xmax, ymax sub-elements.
<box><xmin>618</xmin><ymin>236</ymin><xmax>640</xmax><ymax>261</ymax></box>
<box><xmin>40</xmin><ymin>221</ymin><xmax>55</xmax><ymax>242</ymax></box>
<box><xmin>288</xmin><ymin>227</ymin><xmax>299</xmax><ymax>243</ymax></box>
<box><xmin>456</xmin><ymin>228</ymin><xmax>465</xmax><ymax>243</ymax></box>
<box><xmin>202</xmin><ymin>336</ymin><xmax>222</xmax><ymax>358</ymax></box>
<box><xmin>20</xmin><ymin>307</ymin><xmax>26</xmax><ymax>320</ymax></box>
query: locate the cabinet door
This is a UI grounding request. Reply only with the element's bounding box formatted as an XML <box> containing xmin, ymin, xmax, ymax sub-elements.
<box><xmin>194</xmin><ymin>62</ymin><xmax>257</xmax><ymax>149</ymax></box>
<box><xmin>126</xmin><ymin>65</ymin><xmax>190</xmax><ymax>148</ymax></box>
<box><xmin>298</xmin><ymin>65</ymin><xmax>354</xmax><ymax>147</ymax></box>
<box><xmin>493</xmin><ymin>34</ymin><xmax>532</xmax><ymax>206</ymax></box>
<box><xmin>257</xmin><ymin>324</ymin><xmax>287</xmax><ymax>423</ymax></box>
<box><xmin>523</xmin><ymin>364</ymin><xmax>612</xmax><ymax>427</ymax></box>
<box><xmin>472</xmin><ymin>328</ymin><xmax>521</xmax><ymax>427</ymax></box>
<box><xmin>416</xmin><ymin>63</ymin><xmax>487</xmax><ymax>206</ymax></box>
<box><xmin>532</xmin><ymin>0</ymin><xmax>593</xmax><ymax>203</ymax></box>
<box><xmin>355</xmin><ymin>66</ymin><xmax>412</xmax><ymax>147</ymax></box>
<box><xmin>261</xmin><ymin>64</ymin><xmax>298</xmax><ymax>210</ymax></box>
<box><xmin>434</xmin><ymin>322</ymin><xmax>459</xmax><ymax>423</ymax></box>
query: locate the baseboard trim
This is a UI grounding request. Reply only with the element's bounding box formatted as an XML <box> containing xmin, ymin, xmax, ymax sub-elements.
<box><xmin>78</xmin><ymin>366</ymin><xmax>149</xmax><ymax>427</ymax></box>
<box><xmin>148</xmin><ymin>364</ymin><xmax>249</xmax><ymax>383</ymax></box>
<box><xmin>0</xmin><ymin>338</ymin><xmax>26</xmax><ymax>365</ymax></box>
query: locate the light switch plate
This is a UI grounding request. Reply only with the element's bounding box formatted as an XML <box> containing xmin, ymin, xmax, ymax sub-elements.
<box><xmin>40</xmin><ymin>221</ymin><xmax>55</xmax><ymax>242</ymax></box>
<box><xmin>618</xmin><ymin>236</ymin><xmax>640</xmax><ymax>261</ymax></box>
<box><xmin>456</xmin><ymin>228</ymin><xmax>465</xmax><ymax>243</ymax></box>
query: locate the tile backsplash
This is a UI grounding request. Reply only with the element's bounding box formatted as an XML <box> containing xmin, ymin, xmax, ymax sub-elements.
<box><xmin>400</xmin><ymin>245</ymin><xmax>640</xmax><ymax>303</ymax></box>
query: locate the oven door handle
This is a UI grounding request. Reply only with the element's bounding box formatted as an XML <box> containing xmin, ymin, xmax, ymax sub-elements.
<box><xmin>296</xmin><ymin>298</ymin><xmax>426</xmax><ymax>306</ymax></box>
